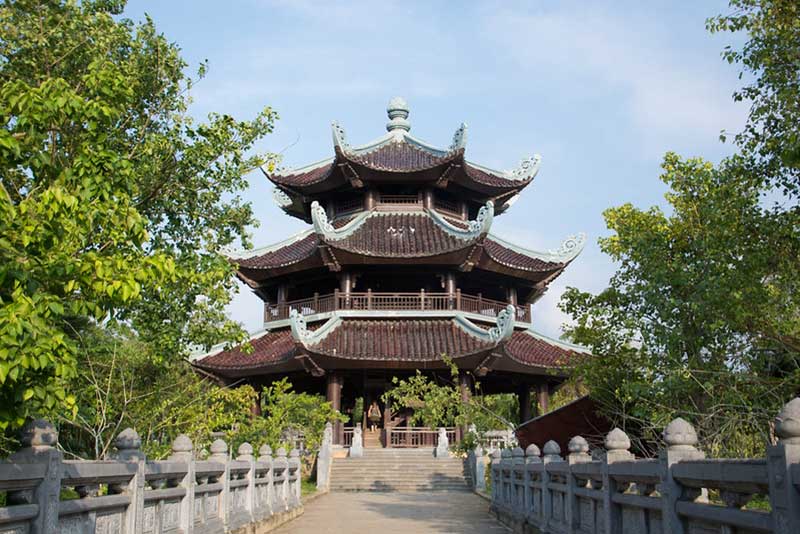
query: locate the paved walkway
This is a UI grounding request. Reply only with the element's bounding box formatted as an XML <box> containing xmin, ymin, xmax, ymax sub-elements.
<box><xmin>274</xmin><ymin>491</ymin><xmax>509</xmax><ymax>534</ymax></box>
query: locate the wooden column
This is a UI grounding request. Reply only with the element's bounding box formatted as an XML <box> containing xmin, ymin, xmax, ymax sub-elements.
<box><xmin>365</xmin><ymin>190</ymin><xmax>376</xmax><ymax>210</ymax></box>
<box><xmin>326</xmin><ymin>372</ymin><xmax>343</xmax><ymax>444</ymax></box>
<box><xmin>423</xmin><ymin>189</ymin><xmax>434</xmax><ymax>210</ymax></box>
<box><xmin>446</xmin><ymin>273</ymin><xmax>456</xmax><ymax>310</ymax></box>
<box><xmin>277</xmin><ymin>284</ymin><xmax>287</xmax><ymax>318</ymax></box>
<box><xmin>507</xmin><ymin>286</ymin><xmax>518</xmax><ymax>307</ymax></box>
<box><xmin>536</xmin><ymin>382</ymin><xmax>550</xmax><ymax>415</ymax></box>
<box><xmin>518</xmin><ymin>384</ymin><xmax>531</xmax><ymax>423</ymax></box>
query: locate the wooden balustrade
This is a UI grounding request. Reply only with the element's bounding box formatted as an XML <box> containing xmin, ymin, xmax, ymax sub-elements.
<box><xmin>387</xmin><ymin>427</ymin><xmax>457</xmax><ymax>448</ymax></box>
<box><xmin>264</xmin><ymin>291</ymin><xmax>530</xmax><ymax>323</ymax></box>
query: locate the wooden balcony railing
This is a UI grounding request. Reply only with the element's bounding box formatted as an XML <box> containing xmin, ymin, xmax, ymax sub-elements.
<box><xmin>264</xmin><ymin>291</ymin><xmax>530</xmax><ymax>323</ymax></box>
<box><xmin>387</xmin><ymin>427</ymin><xmax>458</xmax><ymax>448</ymax></box>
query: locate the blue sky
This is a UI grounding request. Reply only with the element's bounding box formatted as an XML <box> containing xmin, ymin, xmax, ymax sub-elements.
<box><xmin>125</xmin><ymin>0</ymin><xmax>748</xmax><ymax>339</ymax></box>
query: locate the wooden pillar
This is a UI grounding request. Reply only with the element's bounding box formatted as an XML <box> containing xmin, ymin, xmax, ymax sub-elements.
<box><xmin>365</xmin><ymin>189</ymin><xmax>376</xmax><ymax>210</ymax></box>
<box><xmin>518</xmin><ymin>384</ymin><xmax>531</xmax><ymax>423</ymax></box>
<box><xmin>460</xmin><ymin>202</ymin><xmax>468</xmax><ymax>220</ymax></box>
<box><xmin>446</xmin><ymin>273</ymin><xmax>456</xmax><ymax>310</ymax></box>
<box><xmin>326</xmin><ymin>372</ymin><xmax>343</xmax><ymax>444</ymax></box>
<box><xmin>536</xmin><ymin>382</ymin><xmax>550</xmax><ymax>415</ymax></box>
<box><xmin>507</xmin><ymin>286</ymin><xmax>518</xmax><ymax>307</ymax></box>
<box><xmin>277</xmin><ymin>284</ymin><xmax>287</xmax><ymax>318</ymax></box>
<box><xmin>423</xmin><ymin>189</ymin><xmax>434</xmax><ymax>210</ymax></box>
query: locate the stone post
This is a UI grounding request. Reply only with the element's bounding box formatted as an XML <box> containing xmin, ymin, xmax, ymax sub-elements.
<box><xmin>289</xmin><ymin>449</ymin><xmax>302</xmax><ymax>507</ymax></box>
<box><xmin>768</xmin><ymin>397</ymin><xmax>800</xmax><ymax>534</ymax></box>
<box><xmin>274</xmin><ymin>447</ymin><xmax>289</xmax><ymax>512</ymax></box>
<box><xmin>567</xmin><ymin>436</ymin><xmax>591</xmax><ymax>534</ymax></box>
<box><xmin>602</xmin><ymin>428</ymin><xmax>634</xmax><ymax>534</ymax></box>
<box><xmin>317</xmin><ymin>422</ymin><xmax>333</xmax><ymax>490</ymax></box>
<box><xmin>350</xmin><ymin>425</ymin><xmax>363</xmax><ymax>458</ymax></box>
<box><xmin>542</xmin><ymin>440</ymin><xmax>562</xmax><ymax>530</ymax></box>
<box><xmin>237</xmin><ymin>442</ymin><xmax>256</xmax><ymax>523</ymax></box>
<box><xmin>8</xmin><ymin>419</ymin><xmax>63</xmax><ymax>534</ymax></box>
<box><xmin>524</xmin><ymin>444</ymin><xmax>541</xmax><ymax>524</ymax></box>
<box><xmin>490</xmin><ymin>449</ymin><xmax>502</xmax><ymax>508</ymax></box>
<box><xmin>470</xmin><ymin>439</ymin><xmax>487</xmax><ymax>492</ymax></box>
<box><xmin>169</xmin><ymin>434</ymin><xmax>195</xmax><ymax>534</ymax></box>
<box><xmin>659</xmin><ymin>419</ymin><xmax>705</xmax><ymax>534</ymax></box>
<box><xmin>511</xmin><ymin>446</ymin><xmax>525</xmax><ymax>515</ymax></box>
<box><xmin>114</xmin><ymin>428</ymin><xmax>145</xmax><ymax>534</ymax></box>
<box><xmin>258</xmin><ymin>444</ymin><xmax>274</xmax><ymax>517</ymax></box>
<box><xmin>209</xmin><ymin>439</ymin><xmax>230</xmax><ymax>527</ymax></box>
<box><xmin>435</xmin><ymin>427</ymin><xmax>449</xmax><ymax>458</ymax></box>
<box><xmin>500</xmin><ymin>448</ymin><xmax>512</xmax><ymax>510</ymax></box>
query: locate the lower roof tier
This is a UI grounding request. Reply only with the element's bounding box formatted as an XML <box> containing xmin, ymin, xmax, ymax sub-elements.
<box><xmin>191</xmin><ymin>316</ymin><xmax>589</xmax><ymax>380</ymax></box>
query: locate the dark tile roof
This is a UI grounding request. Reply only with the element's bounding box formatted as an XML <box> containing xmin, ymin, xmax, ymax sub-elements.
<box><xmin>270</xmin><ymin>162</ymin><xmax>335</xmax><ymax>187</ymax></box>
<box><xmin>194</xmin><ymin>329</ymin><xmax>296</xmax><ymax>372</ymax></box>
<box><xmin>350</xmin><ymin>143</ymin><xmax>456</xmax><ymax>171</ymax></box>
<box><xmin>463</xmin><ymin>163</ymin><xmax>531</xmax><ymax>189</ymax></box>
<box><xmin>483</xmin><ymin>238</ymin><xmax>564</xmax><ymax>272</ymax></box>
<box><xmin>505</xmin><ymin>331</ymin><xmax>581</xmax><ymax>367</ymax></box>
<box><xmin>235</xmin><ymin>233</ymin><xmax>320</xmax><ymax>270</ymax></box>
<box><xmin>328</xmin><ymin>212</ymin><xmax>475</xmax><ymax>257</ymax></box>
<box><xmin>308</xmin><ymin>319</ymin><xmax>494</xmax><ymax>361</ymax></box>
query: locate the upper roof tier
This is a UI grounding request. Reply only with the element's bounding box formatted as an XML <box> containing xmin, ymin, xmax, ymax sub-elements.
<box><xmin>266</xmin><ymin>97</ymin><xmax>541</xmax><ymax>221</ymax></box>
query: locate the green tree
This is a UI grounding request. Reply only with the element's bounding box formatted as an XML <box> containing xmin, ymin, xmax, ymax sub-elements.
<box><xmin>708</xmin><ymin>0</ymin><xmax>800</xmax><ymax>199</ymax></box>
<box><xmin>561</xmin><ymin>154</ymin><xmax>800</xmax><ymax>456</ymax></box>
<box><xmin>0</xmin><ymin>0</ymin><xmax>276</xmax><ymax>430</ymax></box>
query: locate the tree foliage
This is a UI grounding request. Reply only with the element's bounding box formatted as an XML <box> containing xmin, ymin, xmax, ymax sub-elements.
<box><xmin>708</xmin><ymin>0</ymin><xmax>800</xmax><ymax>199</ymax></box>
<box><xmin>561</xmin><ymin>154</ymin><xmax>800</xmax><ymax>456</ymax></box>
<box><xmin>0</xmin><ymin>0</ymin><xmax>276</xmax><ymax>430</ymax></box>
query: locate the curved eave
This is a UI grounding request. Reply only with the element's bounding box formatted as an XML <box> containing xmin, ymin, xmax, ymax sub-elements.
<box><xmin>501</xmin><ymin>328</ymin><xmax>591</xmax><ymax>373</ymax></box>
<box><xmin>227</xmin><ymin>230</ymin><xmax>323</xmax><ymax>285</ymax></box>
<box><xmin>190</xmin><ymin>328</ymin><xmax>302</xmax><ymax>378</ymax></box>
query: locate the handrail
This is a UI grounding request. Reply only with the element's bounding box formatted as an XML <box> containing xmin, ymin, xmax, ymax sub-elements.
<box><xmin>264</xmin><ymin>291</ymin><xmax>530</xmax><ymax>323</ymax></box>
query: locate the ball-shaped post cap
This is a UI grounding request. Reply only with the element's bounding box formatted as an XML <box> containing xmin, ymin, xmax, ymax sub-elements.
<box><xmin>259</xmin><ymin>444</ymin><xmax>272</xmax><ymax>457</ymax></box>
<box><xmin>276</xmin><ymin>447</ymin><xmax>287</xmax><ymax>458</ymax></box>
<box><xmin>776</xmin><ymin>397</ymin><xmax>800</xmax><ymax>444</ymax></box>
<box><xmin>386</xmin><ymin>96</ymin><xmax>411</xmax><ymax>132</ymax></box>
<box><xmin>568</xmin><ymin>435</ymin><xmax>590</xmax><ymax>454</ymax></box>
<box><xmin>543</xmin><ymin>440</ymin><xmax>561</xmax><ymax>456</ymax></box>
<box><xmin>605</xmin><ymin>428</ymin><xmax>631</xmax><ymax>451</ymax></box>
<box><xmin>237</xmin><ymin>442</ymin><xmax>253</xmax><ymax>460</ymax></box>
<box><xmin>172</xmin><ymin>434</ymin><xmax>193</xmax><ymax>454</ymax></box>
<box><xmin>501</xmin><ymin>448</ymin><xmax>512</xmax><ymax>459</ymax></box>
<box><xmin>491</xmin><ymin>449</ymin><xmax>502</xmax><ymax>460</ymax></box>
<box><xmin>115</xmin><ymin>428</ymin><xmax>141</xmax><ymax>451</ymax></box>
<box><xmin>20</xmin><ymin>419</ymin><xmax>58</xmax><ymax>448</ymax></box>
<box><xmin>512</xmin><ymin>446</ymin><xmax>525</xmax><ymax>459</ymax></box>
<box><xmin>210</xmin><ymin>439</ymin><xmax>228</xmax><ymax>455</ymax></box>
<box><xmin>663</xmin><ymin>418</ymin><xmax>699</xmax><ymax>450</ymax></box>
<box><xmin>525</xmin><ymin>444</ymin><xmax>541</xmax><ymax>457</ymax></box>
<box><xmin>290</xmin><ymin>448</ymin><xmax>300</xmax><ymax>458</ymax></box>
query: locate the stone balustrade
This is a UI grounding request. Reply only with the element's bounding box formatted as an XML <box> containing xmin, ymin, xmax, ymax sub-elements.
<box><xmin>0</xmin><ymin>421</ymin><xmax>303</xmax><ymax>534</ymax></box>
<box><xmin>481</xmin><ymin>396</ymin><xmax>800</xmax><ymax>534</ymax></box>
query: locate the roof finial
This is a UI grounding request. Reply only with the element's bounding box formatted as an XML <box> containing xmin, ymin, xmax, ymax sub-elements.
<box><xmin>386</xmin><ymin>96</ymin><xmax>410</xmax><ymax>133</ymax></box>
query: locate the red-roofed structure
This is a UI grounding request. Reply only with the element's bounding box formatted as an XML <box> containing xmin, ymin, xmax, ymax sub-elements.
<box><xmin>192</xmin><ymin>98</ymin><xmax>590</xmax><ymax>447</ymax></box>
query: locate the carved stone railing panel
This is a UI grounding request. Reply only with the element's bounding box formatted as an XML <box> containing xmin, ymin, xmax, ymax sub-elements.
<box><xmin>0</xmin><ymin>422</ymin><xmax>304</xmax><ymax>534</ymax></box>
<box><xmin>484</xmin><ymin>397</ymin><xmax>800</xmax><ymax>534</ymax></box>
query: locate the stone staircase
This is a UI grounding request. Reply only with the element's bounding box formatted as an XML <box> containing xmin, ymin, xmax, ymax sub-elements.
<box><xmin>329</xmin><ymin>448</ymin><xmax>470</xmax><ymax>492</ymax></box>
<box><xmin>363</xmin><ymin>428</ymin><xmax>382</xmax><ymax>448</ymax></box>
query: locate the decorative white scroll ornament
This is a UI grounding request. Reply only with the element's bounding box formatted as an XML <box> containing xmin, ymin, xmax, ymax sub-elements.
<box><xmin>546</xmin><ymin>233</ymin><xmax>587</xmax><ymax>263</ymax></box>
<box><xmin>310</xmin><ymin>200</ymin><xmax>372</xmax><ymax>241</ymax></box>
<box><xmin>272</xmin><ymin>187</ymin><xmax>293</xmax><ymax>208</ymax></box>
<box><xmin>290</xmin><ymin>309</ymin><xmax>313</xmax><ymax>343</ymax></box>
<box><xmin>428</xmin><ymin>200</ymin><xmax>494</xmax><ymax>240</ymax></box>
<box><xmin>505</xmin><ymin>155</ymin><xmax>542</xmax><ymax>181</ymax></box>
<box><xmin>449</xmin><ymin>123</ymin><xmax>467</xmax><ymax>152</ymax></box>
<box><xmin>487</xmin><ymin>305</ymin><xmax>516</xmax><ymax>343</ymax></box>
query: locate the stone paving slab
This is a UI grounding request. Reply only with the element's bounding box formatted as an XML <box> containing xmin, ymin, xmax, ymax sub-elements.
<box><xmin>274</xmin><ymin>491</ymin><xmax>509</xmax><ymax>534</ymax></box>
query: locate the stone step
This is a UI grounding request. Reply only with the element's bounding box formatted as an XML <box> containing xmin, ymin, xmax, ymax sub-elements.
<box><xmin>329</xmin><ymin>485</ymin><xmax>471</xmax><ymax>492</ymax></box>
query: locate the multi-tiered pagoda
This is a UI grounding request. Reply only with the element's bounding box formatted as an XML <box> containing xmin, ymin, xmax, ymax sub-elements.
<box><xmin>193</xmin><ymin>98</ymin><xmax>589</xmax><ymax>447</ymax></box>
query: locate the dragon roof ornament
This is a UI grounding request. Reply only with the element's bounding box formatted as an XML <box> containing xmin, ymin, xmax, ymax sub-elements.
<box><xmin>488</xmin><ymin>231</ymin><xmax>587</xmax><ymax>265</ymax></box>
<box><xmin>455</xmin><ymin>304</ymin><xmax>517</xmax><ymax>344</ymax></box>
<box><xmin>310</xmin><ymin>200</ymin><xmax>371</xmax><ymax>241</ymax></box>
<box><xmin>272</xmin><ymin>187</ymin><xmax>293</xmax><ymax>208</ymax></box>
<box><xmin>290</xmin><ymin>309</ymin><xmax>341</xmax><ymax>346</ymax></box>
<box><xmin>428</xmin><ymin>200</ymin><xmax>494</xmax><ymax>240</ymax></box>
